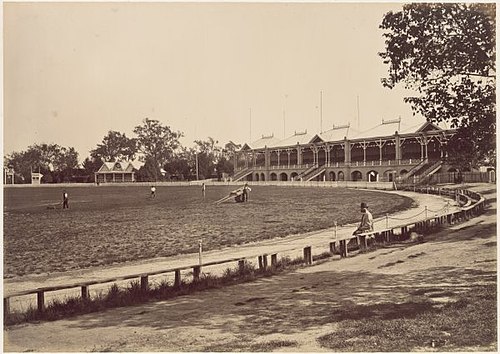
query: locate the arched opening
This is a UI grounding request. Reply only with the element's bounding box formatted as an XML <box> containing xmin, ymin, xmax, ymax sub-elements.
<box><xmin>260</xmin><ymin>173</ymin><xmax>265</xmax><ymax>181</ymax></box>
<box><xmin>255</xmin><ymin>173</ymin><xmax>260</xmax><ymax>181</ymax></box>
<box><xmin>400</xmin><ymin>169</ymin><xmax>408</xmax><ymax>176</ymax></box>
<box><xmin>384</xmin><ymin>170</ymin><xmax>397</xmax><ymax>182</ymax></box>
<box><xmin>246</xmin><ymin>174</ymin><xmax>253</xmax><ymax>181</ymax></box>
<box><xmin>338</xmin><ymin>171</ymin><xmax>345</xmax><ymax>181</ymax></box>
<box><xmin>367</xmin><ymin>170</ymin><xmax>378</xmax><ymax>182</ymax></box>
<box><xmin>280</xmin><ymin>172</ymin><xmax>288</xmax><ymax>181</ymax></box>
<box><xmin>329</xmin><ymin>171</ymin><xmax>336</xmax><ymax>181</ymax></box>
<box><xmin>270</xmin><ymin>173</ymin><xmax>278</xmax><ymax>181</ymax></box>
<box><xmin>291</xmin><ymin>172</ymin><xmax>299</xmax><ymax>181</ymax></box>
<box><xmin>351</xmin><ymin>170</ymin><xmax>363</xmax><ymax>181</ymax></box>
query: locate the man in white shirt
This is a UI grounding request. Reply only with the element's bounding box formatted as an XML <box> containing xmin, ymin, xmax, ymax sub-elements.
<box><xmin>354</xmin><ymin>202</ymin><xmax>373</xmax><ymax>234</ymax></box>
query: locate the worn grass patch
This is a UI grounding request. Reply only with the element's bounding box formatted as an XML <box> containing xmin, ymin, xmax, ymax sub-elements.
<box><xmin>203</xmin><ymin>339</ymin><xmax>298</xmax><ymax>352</ymax></box>
<box><xmin>317</xmin><ymin>284</ymin><xmax>497</xmax><ymax>352</ymax></box>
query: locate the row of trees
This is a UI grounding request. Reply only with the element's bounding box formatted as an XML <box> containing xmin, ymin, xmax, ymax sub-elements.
<box><xmin>5</xmin><ymin>118</ymin><xmax>241</xmax><ymax>183</ymax></box>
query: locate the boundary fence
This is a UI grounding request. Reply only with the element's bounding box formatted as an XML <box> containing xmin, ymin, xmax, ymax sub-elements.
<box><xmin>3</xmin><ymin>186</ymin><xmax>485</xmax><ymax>316</ymax></box>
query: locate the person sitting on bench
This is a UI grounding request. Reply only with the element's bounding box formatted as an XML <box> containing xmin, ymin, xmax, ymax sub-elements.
<box><xmin>353</xmin><ymin>202</ymin><xmax>373</xmax><ymax>235</ymax></box>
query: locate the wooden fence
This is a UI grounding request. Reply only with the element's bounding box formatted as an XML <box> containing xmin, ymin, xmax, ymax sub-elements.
<box><xmin>3</xmin><ymin>186</ymin><xmax>485</xmax><ymax>316</ymax></box>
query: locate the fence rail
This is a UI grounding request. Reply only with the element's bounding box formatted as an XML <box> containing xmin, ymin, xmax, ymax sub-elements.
<box><xmin>3</xmin><ymin>186</ymin><xmax>486</xmax><ymax>316</ymax></box>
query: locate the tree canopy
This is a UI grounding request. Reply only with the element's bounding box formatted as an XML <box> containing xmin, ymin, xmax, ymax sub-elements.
<box><xmin>5</xmin><ymin>143</ymin><xmax>79</xmax><ymax>183</ymax></box>
<box><xmin>90</xmin><ymin>130</ymin><xmax>137</xmax><ymax>162</ymax></box>
<box><xmin>379</xmin><ymin>3</ymin><xmax>496</xmax><ymax>168</ymax></box>
<box><xmin>133</xmin><ymin>118</ymin><xmax>183</xmax><ymax>169</ymax></box>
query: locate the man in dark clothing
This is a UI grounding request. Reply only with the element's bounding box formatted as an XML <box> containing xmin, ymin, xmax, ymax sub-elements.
<box><xmin>62</xmin><ymin>190</ymin><xmax>69</xmax><ymax>209</ymax></box>
<box><xmin>242</xmin><ymin>183</ymin><xmax>251</xmax><ymax>202</ymax></box>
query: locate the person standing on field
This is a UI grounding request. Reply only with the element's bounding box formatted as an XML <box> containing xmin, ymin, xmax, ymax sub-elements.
<box><xmin>242</xmin><ymin>183</ymin><xmax>251</xmax><ymax>202</ymax></box>
<box><xmin>150</xmin><ymin>185</ymin><xmax>156</xmax><ymax>199</ymax></box>
<box><xmin>201</xmin><ymin>183</ymin><xmax>206</xmax><ymax>198</ymax></box>
<box><xmin>62</xmin><ymin>190</ymin><xmax>69</xmax><ymax>209</ymax></box>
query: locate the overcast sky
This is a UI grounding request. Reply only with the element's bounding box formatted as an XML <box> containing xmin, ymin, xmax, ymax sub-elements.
<box><xmin>4</xmin><ymin>2</ymin><xmax>425</xmax><ymax>161</ymax></box>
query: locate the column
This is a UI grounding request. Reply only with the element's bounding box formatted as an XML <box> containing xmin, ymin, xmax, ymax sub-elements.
<box><xmin>287</xmin><ymin>150</ymin><xmax>291</xmax><ymax>168</ymax></box>
<box><xmin>395</xmin><ymin>133</ymin><xmax>401</xmax><ymax>162</ymax></box>
<box><xmin>277</xmin><ymin>150</ymin><xmax>281</xmax><ymax>167</ymax></box>
<box><xmin>344</xmin><ymin>138</ymin><xmax>351</xmax><ymax>164</ymax></box>
<box><xmin>297</xmin><ymin>145</ymin><xmax>302</xmax><ymax>166</ymax></box>
<box><xmin>264</xmin><ymin>147</ymin><xmax>270</xmax><ymax>169</ymax></box>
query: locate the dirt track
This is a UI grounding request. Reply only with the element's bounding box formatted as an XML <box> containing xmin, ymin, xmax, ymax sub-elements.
<box><xmin>3</xmin><ymin>184</ymin><xmax>497</xmax><ymax>352</ymax></box>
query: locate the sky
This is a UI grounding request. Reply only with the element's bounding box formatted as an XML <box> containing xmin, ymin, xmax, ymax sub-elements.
<box><xmin>3</xmin><ymin>1</ymin><xmax>426</xmax><ymax>161</ymax></box>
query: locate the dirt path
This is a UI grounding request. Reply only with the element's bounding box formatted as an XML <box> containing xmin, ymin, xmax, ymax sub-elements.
<box><xmin>3</xmin><ymin>184</ymin><xmax>496</xmax><ymax>352</ymax></box>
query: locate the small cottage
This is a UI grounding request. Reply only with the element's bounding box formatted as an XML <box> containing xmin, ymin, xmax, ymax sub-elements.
<box><xmin>95</xmin><ymin>161</ymin><xmax>136</xmax><ymax>183</ymax></box>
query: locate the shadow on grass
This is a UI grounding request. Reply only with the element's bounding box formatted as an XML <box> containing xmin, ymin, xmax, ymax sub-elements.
<box><xmin>54</xmin><ymin>266</ymin><xmax>495</xmax><ymax>342</ymax></box>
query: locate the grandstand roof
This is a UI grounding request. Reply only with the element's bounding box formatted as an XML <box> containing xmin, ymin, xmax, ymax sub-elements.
<box><xmin>248</xmin><ymin>134</ymin><xmax>282</xmax><ymax>149</ymax></box>
<box><xmin>275</xmin><ymin>130</ymin><xmax>314</xmax><ymax>147</ymax></box>
<box><xmin>239</xmin><ymin>119</ymin><xmax>447</xmax><ymax>151</ymax></box>
<box><xmin>317</xmin><ymin>124</ymin><xmax>360</xmax><ymax>143</ymax></box>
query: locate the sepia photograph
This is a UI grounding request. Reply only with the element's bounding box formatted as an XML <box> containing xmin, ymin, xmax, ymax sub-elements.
<box><xmin>3</xmin><ymin>1</ymin><xmax>497</xmax><ymax>352</ymax></box>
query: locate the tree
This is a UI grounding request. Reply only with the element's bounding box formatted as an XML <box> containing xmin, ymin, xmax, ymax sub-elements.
<box><xmin>164</xmin><ymin>148</ymin><xmax>194</xmax><ymax>180</ymax></box>
<box><xmin>194</xmin><ymin>137</ymin><xmax>221</xmax><ymax>180</ymax></box>
<box><xmin>91</xmin><ymin>130</ymin><xmax>137</xmax><ymax>162</ymax></box>
<box><xmin>216</xmin><ymin>141</ymin><xmax>241</xmax><ymax>179</ymax></box>
<box><xmin>82</xmin><ymin>156</ymin><xmax>104</xmax><ymax>182</ymax></box>
<box><xmin>133</xmin><ymin>118</ymin><xmax>183</xmax><ymax>179</ymax></box>
<box><xmin>136</xmin><ymin>158</ymin><xmax>164</xmax><ymax>182</ymax></box>
<box><xmin>379</xmin><ymin>3</ymin><xmax>496</xmax><ymax>169</ymax></box>
<box><xmin>5</xmin><ymin>143</ymin><xmax>79</xmax><ymax>183</ymax></box>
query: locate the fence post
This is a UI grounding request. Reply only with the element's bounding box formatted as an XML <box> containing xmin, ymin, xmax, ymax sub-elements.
<box><xmin>271</xmin><ymin>254</ymin><xmax>278</xmax><ymax>267</ymax></box>
<box><xmin>140</xmin><ymin>275</ymin><xmax>149</xmax><ymax>291</ymax></box>
<box><xmin>4</xmin><ymin>298</ymin><xmax>10</xmax><ymax>316</ymax></box>
<box><xmin>262</xmin><ymin>254</ymin><xmax>268</xmax><ymax>269</ymax></box>
<box><xmin>193</xmin><ymin>266</ymin><xmax>201</xmax><ymax>281</ymax></box>
<box><xmin>386</xmin><ymin>213</ymin><xmax>389</xmax><ymax>229</ymax></box>
<box><xmin>37</xmin><ymin>291</ymin><xmax>45</xmax><ymax>312</ymax></box>
<box><xmin>258</xmin><ymin>255</ymin><xmax>264</xmax><ymax>270</ymax></box>
<box><xmin>303</xmin><ymin>246</ymin><xmax>312</xmax><ymax>265</ymax></box>
<box><xmin>199</xmin><ymin>239</ymin><xmax>203</xmax><ymax>266</ymax></box>
<box><xmin>81</xmin><ymin>285</ymin><xmax>89</xmax><ymax>299</ymax></box>
<box><xmin>238</xmin><ymin>259</ymin><xmax>245</xmax><ymax>274</ymax></box>
<box><xmin>174</xmin><ymin>270</ymin><xmax>181</xmax><ymax>288</ymax></box>
<box><xmin>329</xmin><ymin>241</ymin><xmax>336</xmax><ymax>254</ymax></box>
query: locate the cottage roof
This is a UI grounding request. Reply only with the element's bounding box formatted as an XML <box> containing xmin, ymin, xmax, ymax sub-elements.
<box><xmin>97</xmin><ymin>161</ymin><xmax>136</xmax><ymax>173</ymax></box>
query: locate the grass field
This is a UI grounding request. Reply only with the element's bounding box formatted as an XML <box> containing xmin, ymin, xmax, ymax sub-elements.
<box><xmin>3</xmin><ymin>185</ymin><xmax>413</xmax><ymax>278</ymax></box>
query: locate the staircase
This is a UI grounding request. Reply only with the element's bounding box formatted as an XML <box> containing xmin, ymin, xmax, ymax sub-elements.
<box><xmin>233</xmin><ymin>168</ymin><xmax>253</xmax><ymax>182</ymax></box>
<box><xmin>403</xmin><ymin>159</ymin><xmax>427</xmax><ymax>180</ymax></box>
<box><xmin>304</xmin><ymin>165</ymin><xmax>327</xmax><ymax>181</ymax></box>
<box><xmin>295</xmin><ymin>165</ymin><xmax>318</xmax><ymax>181</ymax></box>
<box><xmin>414</xmin><ymin>160</ymin><xmax>443</xmax><ymax>185</ymax></box>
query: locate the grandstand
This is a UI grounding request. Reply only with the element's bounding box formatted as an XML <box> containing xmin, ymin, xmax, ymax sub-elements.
<box><xmin>233</xmin><ymin>119</ymin><xmax>458</xmax><ymax>183</ymax></box>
